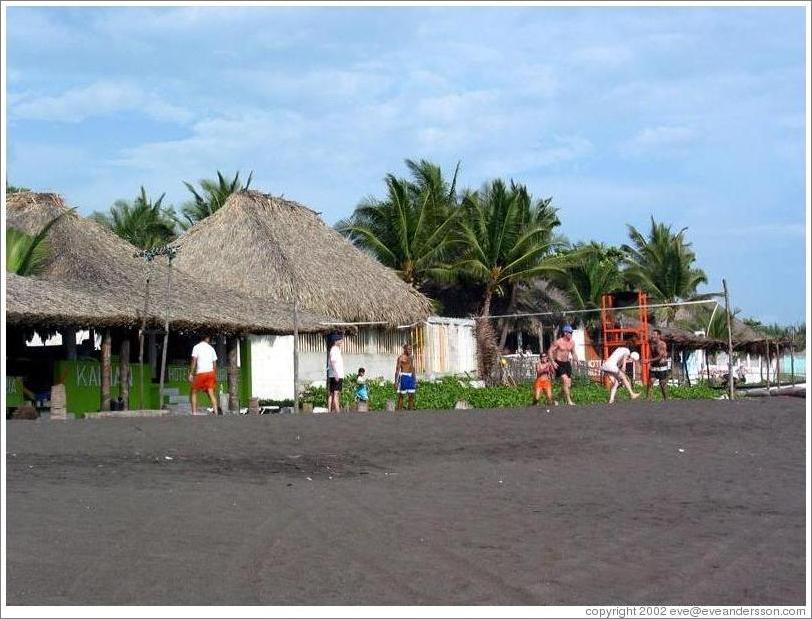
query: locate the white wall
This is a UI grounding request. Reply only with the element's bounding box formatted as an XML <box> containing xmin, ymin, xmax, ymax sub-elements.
<box><xmin>423</xmin><ymin>317</ymin><xmax>477</xmax><ymax>378</ymax></box>
<box><xmin>249</xmin><ymin>335</ymin><xmax>295</xmax><ymax>400</ymax></box>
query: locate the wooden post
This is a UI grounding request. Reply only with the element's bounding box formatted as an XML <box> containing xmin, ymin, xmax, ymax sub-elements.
<box><xmin>706</xmin><ymin>349</ymin><xmax>712</xmax><ymax>383</ymax></box>
<box><xmin>227</xmin><ymin>336</ymin><xmax>239</xmax><ymax>413</ymax></box>
<box><xmin>775</xmin><ymin>341</ymin><xmax>781</xmax><ymax>390</ymax></box>
<box><xmin>764</xmin><ymin>340</ymin><xmax>771</xmax><ymax>395</ymax></box>
<box><xmin>790</xmin><ymin>341</ymin><xmax>795</xmax><ymax>385</ymax></box>
<box><xmin>722</xmin><ymin>279</ymin><xmax>735</xmax><ymax>400</ymax></box>
<box><xmin>158</xmin><ymin>259</ymin><xmax>173</xmax><ymax>410</ymax></box>
<box><xmin>138</xmin><ymin>266</ymin><xmax>151</xmax><ymax>413</ymax></box>
<box><xmin>100</xmin><ymin>328</ymin><xmax>112</xmax><ymax>411</ymax></box>
<box><xmin>64</xmin><ymin>327</ymin><xmax>77</xmax><ymax>360</ymax></box>
<box><xmin>120</xmin><ymin>335</ymin><xmax>130</xmax><ymax>410</ymax></box>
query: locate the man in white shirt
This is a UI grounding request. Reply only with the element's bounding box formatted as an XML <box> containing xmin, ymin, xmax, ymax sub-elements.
<box><xmin>189</xmin><ymin>334</ymin><xmax>219</xmax><ymax>415</ymax></box>
<box><xmin>601</xmin><ymin>346</ymin><xmax>641</xmax><ymax>404</ymax></box>
<box><xmin>327</xmin><ymin>334</ymin><xmax>344</xmax><ymax>413</ymax></box>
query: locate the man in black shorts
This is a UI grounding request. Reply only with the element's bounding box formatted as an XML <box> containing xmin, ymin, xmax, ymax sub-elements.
<box><xmin>548</xmin><ymin>324</ymin><xmax>579</xmax><ymax>406</ymax></box>
<box><xmin>645</xmin><ymin>328</ymin><xmax>670</xmax><ymax>400</ymax></box>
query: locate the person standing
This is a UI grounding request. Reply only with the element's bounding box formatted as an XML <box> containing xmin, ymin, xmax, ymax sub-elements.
<box><xmin>327</xmin><ymin>334</ymin><xmax>344</xmax><ymax>413</ymax></box>
<box><xmin>189</xmin><ymin>333</ymin><xmax>218</xmax><ymax>416</ymax></box>
<box><xmin>355</xmin><ymin>367</ymin><xmax>369</xmax><ymax>409</ymax></box>
<box><xmin>532</xmin><ymin>352</ymin><xmax>555</xmax><ymax>407</ymax></box>
<box><xmin>548</xmin><ymin>324</ymin><xmax>579</xmax><ymax>406</ymax></box>
<box><xmin>645</xmin><ymin>329</ymin><xmax>670</xmax><ymax>400</ymax></box>
<box><xmin>395</xmin><ymin>343</ymin><xmax>417</xmax><ymax>410</ymax></box>
<box><xmin>601</xmin><ymin>346</ymin><xmax>641</xmax><ymax>404</ymax></box>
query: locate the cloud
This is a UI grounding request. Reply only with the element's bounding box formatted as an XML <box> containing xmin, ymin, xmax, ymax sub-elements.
<box><xmin>9</xmin><ymin>81</ymin><xmax>194</xmax><ymax>124</ymax></box>
<box><xmin>620</xmin><ymin>125</ymin><xmax>698</xmax><ymax>155</ymax></box>
<box><xmin>570</xmin><ymin>45</ymin><xmax>633</xmax><ymax>68</ymax></box>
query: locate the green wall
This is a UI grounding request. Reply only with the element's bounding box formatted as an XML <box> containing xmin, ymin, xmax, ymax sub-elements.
<box><xmin>52</xmin><ymin>340</ymin><xmax>251</xmax><ymax>414</ymax></box>
<box><xmin>54</xmin><ymin>360</ymin><xmax>157</xmax><ymax>414</ymax></box>
<box><xmin>6</xmin><ymin>376</ymin><xmax>24</xmax><ymax>408</ymax></box>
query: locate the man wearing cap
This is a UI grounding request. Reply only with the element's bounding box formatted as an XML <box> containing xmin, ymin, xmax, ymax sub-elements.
<box><xmin>601</xmin><ymin>346</ymin><xmax>641</xmax><ymax>404</ymax></box>
<box><xmin>548</xmin><ymin>324</ymin><xmax>579</xmax><ymax>406</ymax></box>
<box><xmin>326</xmin><ymin>333</ymin><xmax>345</xmax><ymax>413</ymax></box>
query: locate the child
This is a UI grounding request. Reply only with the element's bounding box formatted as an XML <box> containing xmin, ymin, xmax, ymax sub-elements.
<box><xmin>355</xmin><ymin>368</ymin><xmax>369</xmax><ymax>405</ymax></box>
<box><xmin>533</xmin><ymin>352</ymin><xmax>555</xmax><ymax>407</ymax></box>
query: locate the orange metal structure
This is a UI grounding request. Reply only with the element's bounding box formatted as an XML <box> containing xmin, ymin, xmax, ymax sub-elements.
<box><xmin>599</xmin><ymin>291</ymin><xmax>650</xmax><ymax>385</ymax></box>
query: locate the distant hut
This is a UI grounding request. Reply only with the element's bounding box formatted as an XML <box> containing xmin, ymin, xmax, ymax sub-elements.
<box><xmin>173</xmin><ymin>190</ymin><xmax>435</xmax><ymax>398</ymax></box>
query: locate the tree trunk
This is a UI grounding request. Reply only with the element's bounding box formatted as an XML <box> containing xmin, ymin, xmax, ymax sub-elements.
<box><xmin>101</xmin><ymin>328</ymin><xmax>112</xmax><ymax>411</ymax></box>
<box><xmin>498</xmin><ymin>284</ymin><xmax>518</xmax><ymax>350</ymax></box>
<box><xmin>481</xmin><ymin>285</ymin><xmax>494</xmax><ymax>320</ymax></box>
<box><xmin>227</xmin><ymin>336</ymin><xmax>239</xmax><ymax>413</ymax></box>
<box><xmin>120</xmin><ymin>335</ymin><xmax>131</xmax><ymax>410</ymax></box>
<box><xmin>64</xmin><ymin>327</ymin><xmax>77</xmax><ymax>360</ymax></box>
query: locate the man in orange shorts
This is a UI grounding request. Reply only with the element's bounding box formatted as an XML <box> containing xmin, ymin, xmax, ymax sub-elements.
<box><xmin>533</xmin><ymin>352</ymin><xmax>555</xmax><ymax>407</ymax></box>
<box><xmin>189</xmin><ymin>333</ymin><xmax>219</xmax><ymax>415</ymax></box>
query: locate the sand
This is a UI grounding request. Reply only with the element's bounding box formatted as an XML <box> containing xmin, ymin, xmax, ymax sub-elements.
<box><xmin>5</xmin><ymin>397</ymin><xmax>806</xmax><ymax>605</ymax></box>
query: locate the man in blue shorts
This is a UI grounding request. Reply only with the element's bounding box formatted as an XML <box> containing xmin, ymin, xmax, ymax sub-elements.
<box><xmin>395</xmin><ymin>343</ymin><xmax>417</xmax><ymax>410</ymax></box>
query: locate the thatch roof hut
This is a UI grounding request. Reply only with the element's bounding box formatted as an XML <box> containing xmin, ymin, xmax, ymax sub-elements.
<box><xmin>172</xmin><ymin>190</ymin><xmax>433</xmax><ymax>327</ymax></box>
<box><xmin>5</xmin><ymin>192</ymin><xmax>329</xmax><ymax>334</ymax></box>
<box><xmin>6</xmin><ymin>273</ymin><xmax>137</xmax><ymax>329</ymax></box>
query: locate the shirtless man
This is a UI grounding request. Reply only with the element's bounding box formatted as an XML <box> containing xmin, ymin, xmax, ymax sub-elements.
<box><xmin>395</xmin><ymin>343</ymin><xmax>417</xmax><ymax>410</ymax></box>
<box><xmin>645</xmin><ymin>329</ymin><xmax>670</xmax><ymax>401</ymax></box>
<box><xmin>548</xmin><ymin>324</ymin><xmax>579</xmax><ymax>406</ymax></box>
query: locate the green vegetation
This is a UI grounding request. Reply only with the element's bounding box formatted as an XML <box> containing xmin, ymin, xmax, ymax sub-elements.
<box><xmin>90</xmin><ymin>186</ymin><xmax>177</xmax><ymax>250</ymax></box>
<box><xmin>6</xmin><ymin>209</ymin><xmax>74</xmax><ymax>275</ymax></box>
<box><xmin>179</xmin><ymin>170</ymin><xmax>253</xmax><ymax>228</ymax></box>
<box><xmin>300</xmin><ymin>375</ymin><xmax>719</xmax><ymax>412</ymax></box>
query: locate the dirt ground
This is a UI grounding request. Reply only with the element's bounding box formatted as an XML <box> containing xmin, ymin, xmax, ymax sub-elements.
<box><xmin>4</xmin><ymin>397</ymin><xmax>807</xmax><ymax>606</ymax></box>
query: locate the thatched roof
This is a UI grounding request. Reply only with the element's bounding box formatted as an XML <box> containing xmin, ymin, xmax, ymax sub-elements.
<box><xmin>172</xmin><ymin>190</ymin><xmax>434</xmax><ymax>326</ymax></box>
<box><xmin>6</xmin><ymin>273</ymin><xmax>136</xmax><ymax>328</ymax></box>
<box><xmin>5</xmin><ymin>192</ymin><xmax>330</xmax><ymax>334</ymax></box>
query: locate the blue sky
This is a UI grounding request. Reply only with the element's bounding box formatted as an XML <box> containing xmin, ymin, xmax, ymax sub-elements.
<box><xmin>5</xmin><ymin>5</ymin><xmax>808</xmax><ymax>324</ymax></box>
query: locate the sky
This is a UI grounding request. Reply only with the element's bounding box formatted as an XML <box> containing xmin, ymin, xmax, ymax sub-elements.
<box><xmin>4</xmin><ymin>4</ymin><xmax>808</xmax><ymax>325</ymax></box>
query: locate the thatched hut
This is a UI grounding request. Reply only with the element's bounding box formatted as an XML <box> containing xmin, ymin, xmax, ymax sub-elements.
<box><xmin>6</xmin><ymin>192</ymin><xmax>328</xmax><ymax>335</ymax></box>
<box><xmin>173</xmin><ymin>190</ymin><xmax>433</xmax><ymax>325</ymax></box>
<box><xmin>5</xmin><ymin>192</ymin><xmax>330</xmax><ymax>415</ymax></box>
<box><xmin>172</xmin><ymin>190</ymin><xmax>435</xmax><ymax>398</ymax></box>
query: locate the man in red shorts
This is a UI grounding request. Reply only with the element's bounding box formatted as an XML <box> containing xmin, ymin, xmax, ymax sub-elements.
<box><xmin>189</xmin><ymin>333</ymin><xmax>219</xmax><ymax>415</ymax></box>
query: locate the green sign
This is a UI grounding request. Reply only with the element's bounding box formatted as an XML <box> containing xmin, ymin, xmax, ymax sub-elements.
<box><xmin>55</xmin><ymin>360</ymin><xmax>156</xmax><ymax>414</ymax></box>
<box><xmin>6</xmin><ymin>376</ymin><xmax>24</xmax><ymax>408</ymax></box>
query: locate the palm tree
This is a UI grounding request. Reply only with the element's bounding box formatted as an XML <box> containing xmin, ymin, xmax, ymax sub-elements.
<box><xmin>550</xmin><ymin>242</ymin><xmax>625</xmax><ymax>315</ymax></box>
<box><xmin>179</xmin><ymin>170</ymin><xmax>253</xmax><ymax>228</ymax></box>
<box><xmin>336</xmin><ymin>160</ymin><xmax>460</xmax><ymax>288</ymax></box>
<box><xmin>90</xmin><ymin>187</ymin><xmax>177</xmax><ymax>250</ymax></box>
<box><xmin>6</xmin><ymin>209</ymin><xmax>74</xmax><ymax>275</ymax></box>
<box><xmin>456</xmin><ymin>179</ymin><xmax>567</xmax><ymax>318</ymax></box>
<box><xmin>621</xmin><ymin>217</ymin><xmax>708</xmax><ymax>325</ymax></box>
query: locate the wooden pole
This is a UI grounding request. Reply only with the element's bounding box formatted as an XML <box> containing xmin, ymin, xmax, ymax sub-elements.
<box><xmin>158</xmin><ymin>260</ymin><xmax>173</xmax><ymax>410</ymax></box>
<box><xmin>64</xmin><ymin>327</ymin><xmax>77</xmax><ymax>360</ymax></box>
<box><xmin>100</xmin><ymin>328</ymin><xmax>112</xmax><ymax>411</ymax></box>
<box><xmin>764</xmin><ymin>340</ymin><xmax>771</xmax><ymax>395</ymax></box>
<box><xmin>790</xmin><ymin>340</ymin><xmax>795</xmax><ymax>385</ymax></box>
<box><xmin>120</xmin><ymin>335</ymin><xmax>130</xmax><ymax>410</ymax></box>
<box><xmin>293</xmin><ymin>293</ymin><xmax>300</xmax><ymax>414</ymax></box>
<box><xmin>722</xmin><ymin>278</ymin><xmax>734</xmax><ymax>400</ymax></box>
<box><xmin>227</xmin><ymin>336</ymin><xmax>239</xmax><ymax>413</ymax></box>
<box><xmin>775</xmin><ymin>341</ymin><xmax>781</xmax><ymax>390</ymax></box>
<box><xmin>138</xmin><ymin>267</ymin><xmax>151</xmax><ymax>412</ymax></box>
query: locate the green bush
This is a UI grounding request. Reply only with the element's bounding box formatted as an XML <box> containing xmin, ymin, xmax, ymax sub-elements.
<box><xmin>299</xmin><ymin>375</ymin><xmax>719</xmax><ymax>411</ymax></box>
